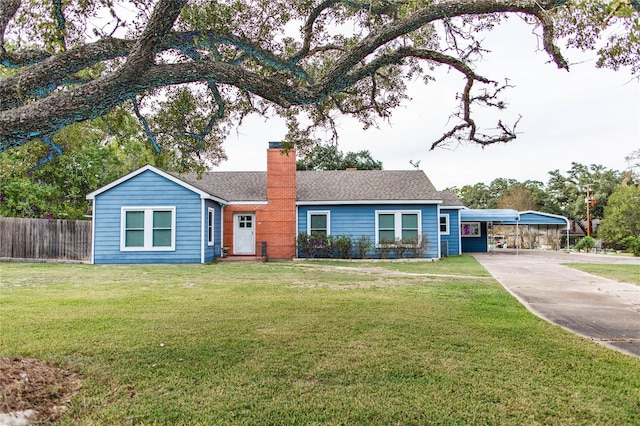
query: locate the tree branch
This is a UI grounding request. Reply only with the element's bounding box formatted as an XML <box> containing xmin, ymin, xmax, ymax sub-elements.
<box><xmin>317</xmin><ymin>0</ymin><xmax>567</xmax><ymax>90</ymax></box>
<box><xmin>0</xmin><ymin>0</ymin><xmax>571</xmax><ymax>151</ymax></box>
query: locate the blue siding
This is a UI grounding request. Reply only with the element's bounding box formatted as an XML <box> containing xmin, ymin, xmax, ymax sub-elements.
<box><xmin>440</xmin><ymin>209</ymin><xmax>461</xmax><ymax>256</ymax></box>
<box><xmin>93</xmin><ymin>170</ymin><xmax>204</xmax><ymax>264</ymax></box>
<box><xmin>203</xmin><ymin>200</ymin><xmax>223</xmax><ymax>262</ymax></box>
<box><xmin>461</xmin><ymin>222</ymin><xmax>488</xmax><ymax>253</ymax></box>
<box><xmin>297</xmin><ymin>204</ymin><xmax>440</xmax><ymax>258</ymax></box>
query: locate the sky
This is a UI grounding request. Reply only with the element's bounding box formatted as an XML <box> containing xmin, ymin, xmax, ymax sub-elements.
<box><xmin>213</xmin><ymin>17</ymin><xmax>639</xmax><ymax>190</ymax></box>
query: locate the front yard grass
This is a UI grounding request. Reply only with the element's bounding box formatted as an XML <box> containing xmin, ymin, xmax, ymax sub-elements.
<box><xmin>1</xmin><ymin>257</ymin><xmax>639</xmax><ymax>424</ymax></box>
<box><xmin>564</xmin><ymin>263</ymin><xmax>640</xmax><ymax>286</ymax></box>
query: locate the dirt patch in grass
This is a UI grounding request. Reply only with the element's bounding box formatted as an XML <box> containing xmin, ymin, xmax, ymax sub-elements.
<box><xmin>0</xmin><ymin>356</ymin><xmax>81</xmax><ymax>425</ymax></box>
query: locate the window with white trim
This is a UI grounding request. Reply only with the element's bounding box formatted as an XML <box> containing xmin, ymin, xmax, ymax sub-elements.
<box><xmin>207</xmin><ymin>208</ymin><xmax>215</xmax><ymax>246</ymax></box>
<box><xmin>439</xmin><ymin>214</ymin><xmax>450</xmax><ymax>235</ymax></box>
<box><xmin>375</xmin><ymin>211</ymin><xmax>421</xmax><ymax>245</ymax></box>
<box><xmin>307</xmin><ymin>211</ymin><xmax>330</xmax><ymax>235</ymax></box>
<box><xmin>121</xmin><ymin>207</ymin><xmax>176</xmax><ymax>251</ymax></box>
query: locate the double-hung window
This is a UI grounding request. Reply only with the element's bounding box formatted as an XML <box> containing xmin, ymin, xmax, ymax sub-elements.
<box><xmin>439</xmin><ymin>214</ymin><xmax>450</xmax><ymax>235</ymax></box>
<box><xmin>121</xmin><ymin>207</ymin><xmax>176</xmax><ymax>251</ymax></box>
<box><xmin>307</xmin><ymin>211</ymin><xmax>330</xmax><ymax>236</ymax></box>
<box><xmin>375</xmin><ymin>211</ymin><xmax>421</xmax><ymax>245</ymax></box>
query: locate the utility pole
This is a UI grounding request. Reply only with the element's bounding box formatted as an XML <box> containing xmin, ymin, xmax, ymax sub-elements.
<box><xmin>585</xmin><ymin>185</ymin><xmax>595</xmax><ymax>237</ymax></box>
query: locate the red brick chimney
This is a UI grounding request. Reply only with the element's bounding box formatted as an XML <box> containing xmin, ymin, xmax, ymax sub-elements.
<box><xmin>261</xmin><ymin>142</ymin><xmax>297</xmax><ymax>259</ymax></box>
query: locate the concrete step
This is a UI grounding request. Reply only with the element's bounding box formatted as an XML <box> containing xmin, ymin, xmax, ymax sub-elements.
<box><xmin>219</xmin><ymin>255</ymin><xmax>266</xmax><ymax>262</ymax></box>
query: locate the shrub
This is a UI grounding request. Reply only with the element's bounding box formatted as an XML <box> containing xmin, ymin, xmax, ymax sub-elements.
<box><xmin>405</xmin><ymin>233</ymin><xmax>429</xmax><ymax>258</ymax></box>
<box><xmin>574</xmin><ymin>236</ymin><xmax>595</xmax><ymax>253</ymax></box>
<box><xmin>355</xmin><ymin>235</ymin><xmax>372</xmax><ymax>259</ymax></box>
<box><xmin>621</xmin><ymin>236</ymin><xmax>640</xmax><ymax>256</ymax></box>
<box><xmin>332</xmin><ymin>236</ymin><xmax>352</xmax><ymax>259</ymax></box>
<box><xmin>376</xmin><ymin>237</ymin><xmax>395</xmax><ymax>259</ymax></box>
<box><xmin>297</xmin><ymin>233</ymin><xmax>331</xmax><ymax>258</ymax></box>
<box><xmin>297</xmin><ymin>233</ymin><xmax>353</xmax><ymax>259</ymax></box>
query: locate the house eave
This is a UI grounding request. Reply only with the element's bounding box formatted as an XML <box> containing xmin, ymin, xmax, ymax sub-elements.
<box><xmin>226</xmin><ymin>201</ymin><xmax>269</xmax><ymax>206</ymax></box>
<box><xmin>296</xmin><ymin>199</ymin><xmax>443</xmax><ymax>206</ymax></box>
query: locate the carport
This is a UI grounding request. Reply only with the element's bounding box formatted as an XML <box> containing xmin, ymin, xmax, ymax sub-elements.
<box><xmin>499</xmin><ymin>210</ymin><xmax>570</xmax><ymax>251</ymax></box>
<box><xmin>459</xmin><ymin>209</ymin><xmax>570</xmax><ymax>253</ymax></box>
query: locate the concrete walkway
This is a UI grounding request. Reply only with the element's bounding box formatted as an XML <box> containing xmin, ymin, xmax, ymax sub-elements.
<box><xmin>472</xmin><ymin>250</ymin><xmax>640</xmax><ymax>357</ymax></box>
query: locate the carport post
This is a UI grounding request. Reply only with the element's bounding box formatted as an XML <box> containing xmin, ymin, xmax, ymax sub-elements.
<box><xmin>516</xmin><ymin>221</ymin><xmax>519</xmax><ymax>255</ymax></box>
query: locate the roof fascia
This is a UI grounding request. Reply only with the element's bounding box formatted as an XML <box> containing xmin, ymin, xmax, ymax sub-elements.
<box><xmin>226</xmin><ymin>201</ymin><xmax>269</xmax><ymax>206</ymax></box>
<box><xmin>518</xmin><ymin>210</ymin><xmax>570</xmax><ymax>226</ymax></box>
<box><xmin>296</xmin><ymin>200</ymin><xmax>443</xmax><ymax>206</ymax></box>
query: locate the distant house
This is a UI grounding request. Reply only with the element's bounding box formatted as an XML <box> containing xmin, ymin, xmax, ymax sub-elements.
<box><xmin>87</xmin><ymin>142</ymin><xmax>570</xmax><ymax>264</ymax></box>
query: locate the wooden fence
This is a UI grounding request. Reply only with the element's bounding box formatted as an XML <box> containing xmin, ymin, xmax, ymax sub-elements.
<box><xmin>0</xmin><ymin>217</ymin><xmax>92</xmax><ymax>261</ymax></box>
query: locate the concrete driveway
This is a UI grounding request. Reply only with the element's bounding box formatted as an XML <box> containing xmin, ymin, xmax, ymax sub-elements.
<box><xmin>472</xmin><ymin>250</ymin><xmax>640</xmax><ymax>357</ymax></box>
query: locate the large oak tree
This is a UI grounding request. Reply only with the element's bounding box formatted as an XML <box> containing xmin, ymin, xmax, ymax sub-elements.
<box><xmin>0</xmin><ymin>0</ymin><xmax>637</xmax><ymax>165</ymax></box>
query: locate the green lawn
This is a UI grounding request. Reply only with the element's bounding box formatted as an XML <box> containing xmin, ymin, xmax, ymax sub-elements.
<box><xmin>1</xmin><ymin>258</ymin><xmax>639</xmax><ymax>424</ymax></box>
<box><xmin>565</xmin><ymin>263</ymin><xmax>640</xmax><ymax>286</ymax></box>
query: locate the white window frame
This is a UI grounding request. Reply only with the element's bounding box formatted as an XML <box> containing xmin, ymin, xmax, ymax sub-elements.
<box><xmin>374</xmin><ymin>210</ymin><xmax>422</xmax><ymax>246</ymax></box>
<box><xmin>461</xmin><ymin>222</ymin><xmax>481</xmax><ymax>238</ymax></box>
<box><xmin>207</xmin><ymin>207</ymin><xmax>215</xmax><ymax>246</ymax></box>
<box><xmin>439</xmin><ymin>214</ymin><xmax>450</xmax><ymax>236</ymax></box>
<box><xmin>307</xmin><ymin>210</ymin><xmax>331</xmax><ymax>235</ymax></box>
<box><xmin>120</xmin><ymin>206</ymin><xmax>176</xmax><ymax>251</ymax></box>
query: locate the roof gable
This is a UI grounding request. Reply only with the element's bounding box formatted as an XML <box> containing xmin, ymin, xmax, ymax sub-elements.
<box><xmin>86</xmin><ymin>165</ymin><xmax>226</xmax><ymax>202</ymax></box>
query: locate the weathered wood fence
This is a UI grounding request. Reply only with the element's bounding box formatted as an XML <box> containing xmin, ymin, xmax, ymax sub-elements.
<box><xmin>0</xmin><ymin>217</ymin><xmax>92</xmax><ymax>261</ymax></box>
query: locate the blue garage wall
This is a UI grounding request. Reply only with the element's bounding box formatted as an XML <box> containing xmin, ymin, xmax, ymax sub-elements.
<box><xmin>460</xmin><ymin>221</ymin><xmax>488</xmax><ymax>253</ymax></box>
<box><xmin>93</xmin><ymin>170</ymin><xmax>204</xmax><ymax>264</ymax></box>
<box><xmin>297</xmin><ymin>204</ymin><xmax>440</xmax><ymax>258</ymax></box>
<box><xmin>440</xmin><ymin>209</ymin><xmax>461</xmax><ymax>256</ymax></box>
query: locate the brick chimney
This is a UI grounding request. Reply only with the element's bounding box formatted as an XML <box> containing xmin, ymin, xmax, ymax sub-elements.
<box><xmin>261</xmin><ymin>141</ymin><xmax>297</xmax><ymax>259</ymax></box>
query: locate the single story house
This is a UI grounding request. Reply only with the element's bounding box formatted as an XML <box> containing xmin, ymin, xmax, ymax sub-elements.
<box><xmin>86</xmin><ymin>142</ymin><xmax>569</xmax><ymax>264</ymax></box>
<box><xmin>86</xmin><ymin>142</ymin><xmax>467</xmax><ymax>264</ymax></box>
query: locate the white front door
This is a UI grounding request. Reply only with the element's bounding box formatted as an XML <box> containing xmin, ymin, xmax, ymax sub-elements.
<box><xmin>234</xmin><ymin>214</ymin><xmax>255</xmax><ymax>254</ymax></box>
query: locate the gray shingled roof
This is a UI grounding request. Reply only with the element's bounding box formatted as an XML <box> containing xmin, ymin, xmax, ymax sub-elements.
<box><xmin>437</xmin><ymin>190</ymin><xmax>464</xmax><ymax>207</ymax></box>
<box><xmin>170</xmin><ymin>171</ymin><xmax>267</xmax><ymax>202</ymax></box>
<box><xmin>297</xmin><ymin>170</ymin><xmax>441</xmax><ymax>202</ymax></box>
<box><xmin>171</xmin><ymin>169</ymin><xmax>463</xmax><ymax>206</ymax></box>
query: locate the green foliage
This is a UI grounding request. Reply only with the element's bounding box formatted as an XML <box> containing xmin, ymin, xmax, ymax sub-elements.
<box><xmin>296</xmin><ymin>144</ymin><xmax>383</xmax><ymax>171</ymax></box>
<box><xmin>355</xmin><ymin>235</ymin><xmax>373</xmax><ymax>259</ymax></box>
<box><xmin>0</xmin><ymin>111</ymin><xmax>159</xmax><ymax>219</ymax></box>
<box><xmin>554</xmin><ymin>0</ymin><xmax>640</xmax><ymax>74</ymax></box>
<box><xmin>599</xmin><ymin>184</ymin><xmax>640</xmax><ymax>243</ymax></box>
<box><xmin>297</xmin><ymin>233</ymin><xmax>353</xmax><ymax>259</ymax></box>
<box><xmin>375</xmin><ymin>234</ymin><xmax>428</xmax><ymax>259</ymax></box>
<box><xmin>547</xmin><ymin>162</ymin><xmax>621</xmax><ymax>221</ymax></box>
<box><xmin>332</xmin><ymin>235</ymin><xmax>353</xmax><ymax>259</ymax></box>
<box><xmin>574</xmin><ymin>236</ymin><xmax>596</xmax><ymax>252</ymax></box>
<box><xmin>621</xmin><ymin>236</ymin><xmax>640</xmax><ymax>256</ymax></box>
<box><xmin>451</xmin><ymin>162</ymin><xmax>622</xmax><ymax>226</ymax></box>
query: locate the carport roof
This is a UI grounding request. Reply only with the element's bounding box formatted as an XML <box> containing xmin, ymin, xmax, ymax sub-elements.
<box><xmin>459</xmin><ymin>209</ymin><xmax>570</xmax><ymax>227</ymax></box>
<box><xmin>460</xmin><ymin>209</ymin><xmax>519</xmax><ymax>223</ymax></box>
<box><xmin>508</xmin><ymin>210</ymin><xmax>570</xmax><ymax>226</ymax></box>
